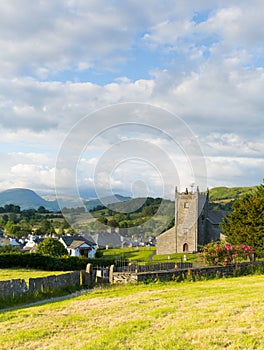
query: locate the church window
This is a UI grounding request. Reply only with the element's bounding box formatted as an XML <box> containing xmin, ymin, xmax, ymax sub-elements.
<box><xmin>184</xmin><ymin>202</ymin><xmax>189</xmax><ymax>208</ymax></box>
<box><xmin>182</xmin><ymin>228</ymin><xmax>188</xmax><ymax>235</ymax></box>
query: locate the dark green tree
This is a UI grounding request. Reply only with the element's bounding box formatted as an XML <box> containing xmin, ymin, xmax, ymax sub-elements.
<box><xmin>37</xmin><ymin>206</ymin><xmax>48</xmax><ymax>213</ymax></box>
<box><xmin>36</xmin><ymin>238</ymin><xmax>68</xmax><ymax>257</ymax></box>
<box><xmin>220</xmin><ymin>183</ymin><xmax>264</xmax><ymax>258</ymax></box>
<box><xmin>97</xmin><ymin>216</ymin><xmax>108</xmax><ymax>225</ymax></box>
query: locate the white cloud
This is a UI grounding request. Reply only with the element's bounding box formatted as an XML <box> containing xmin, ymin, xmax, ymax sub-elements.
<box><xmin>0</xmin><ymin>1</ymin><xmax>263</xmax><ymax>196</ymax></box>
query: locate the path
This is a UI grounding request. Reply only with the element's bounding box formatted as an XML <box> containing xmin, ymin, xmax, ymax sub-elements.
<box><xmin>149</xmin><ymin>250</ymin><xmax>156</xmax><ymax>261</ymax></box>
<box><xmin>0</xmin><ymin>288</ymin><xmax>92</xmax><ymax>313</ymax></box>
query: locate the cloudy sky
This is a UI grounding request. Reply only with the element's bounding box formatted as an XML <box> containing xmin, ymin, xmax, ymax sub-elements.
<box><xmin>0</xmin><ymin>0</ymin><xmax>263</xmax><ymax>201</ymax></box>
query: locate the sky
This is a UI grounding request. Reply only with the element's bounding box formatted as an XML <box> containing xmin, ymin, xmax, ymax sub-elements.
<box><xmin>0</xmin><ymin>0</ymin><xmax>263</xmax><ymax>202</ymax></box>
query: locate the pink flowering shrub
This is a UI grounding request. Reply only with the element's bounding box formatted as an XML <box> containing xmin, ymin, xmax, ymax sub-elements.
<box><xmin>198</xmin><ymin>241</ymin><xmax>254</xmax><ymax>266</ymax></box>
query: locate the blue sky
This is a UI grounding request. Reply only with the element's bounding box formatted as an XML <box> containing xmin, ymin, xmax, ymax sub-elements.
<box><xmin>0</xmin><ymin>0</ymin><xmax>263</xmax><ymax>201</ymax></box>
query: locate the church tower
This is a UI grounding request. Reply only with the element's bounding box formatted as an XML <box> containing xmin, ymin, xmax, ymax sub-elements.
<box><xmin>175</xmin><ymin>187</ymin><xmax>208</xmax><ymax>252</ymax></box>
<box><xmin>156</xmin><ymin>186</ymin><xmax>209</xmax><ymax>254</ymax></box>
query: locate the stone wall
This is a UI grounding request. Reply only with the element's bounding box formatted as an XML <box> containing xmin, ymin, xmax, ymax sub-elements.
<box><xmin>110</xmin><ymin>261</ymin><xmax>264</xmax><ymax>284</ymax></box>
<box><xmin>0</xmin><ymin>279</ymin><xmax>27</xmax><ymax>299</ymax></box>
<box><xmin>0</xmin><ymin>271</ymin><xmax>83</xmax><ymax>301</ymax></box>
<box><xmin>28</xmin><ymin>271</ymin><xmax>81</xmax><ymax>293</ymax></box>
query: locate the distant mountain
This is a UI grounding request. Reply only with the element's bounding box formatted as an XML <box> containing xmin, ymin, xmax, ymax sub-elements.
<box><xmin>84</xmin><ymin>194</ymin><xmax>131</xmax><ymax>211</ymax></box>
<box><xmin>0</xmin><ymin>188</ymin><xmax>59</xmax><ymax>211</ymax></box>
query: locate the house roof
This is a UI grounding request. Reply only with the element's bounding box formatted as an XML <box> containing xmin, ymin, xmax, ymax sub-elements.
<box><xmin>61</xmin><ymin>235</ymin><xmax>95</xmax><ymax>248</ymax></box>
<box><xmin>83</xmin><ymin>232</ymin><xmax>123</xmax><ymax>248</ymax></box>
<box><xmin>68</xmin><ymin>241</ymin><xmax>92</xmax><ymax>250</ymax></box>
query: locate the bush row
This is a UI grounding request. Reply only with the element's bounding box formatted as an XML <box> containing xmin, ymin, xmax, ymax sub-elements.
<box><xmin>0</xmin><ymin>253</ymin><xmax>115</xmax><ymax>271</ymax></box>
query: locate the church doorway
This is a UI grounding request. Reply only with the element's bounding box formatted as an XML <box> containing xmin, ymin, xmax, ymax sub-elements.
<box><xmin>183</xmin><ymin>243</ymin><xmax>189</xmax><ymax>252</ymax></box>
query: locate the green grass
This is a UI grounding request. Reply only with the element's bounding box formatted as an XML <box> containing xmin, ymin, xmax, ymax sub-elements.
<box><xmin>0</xmin><ymin>268</ymin><xmax>66</xmax><ymax>283</ymax></box>
<box><xmin>0</xmin><ymin>275</ymin><xmax>264</xmax><ymax>349</ymax></box>
<box><xmin>102</xmin><ymin>247</ymin><xmax>199</xmax><ymax>265</ymax></box>
<box><xmin>151</xmin><ymin>252</ymin><xmax>198</xmax><ymax>263</ymax></box>
<box><xmin>102</xmin><ymin>246</ymin><xmax>156</xmax><ymax>262</ymax></box>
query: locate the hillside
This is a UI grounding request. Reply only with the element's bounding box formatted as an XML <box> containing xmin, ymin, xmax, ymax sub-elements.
<box><xmin>84</xmin><ymin>194</ymin><xmax>131</xmax><ymax>211</ymax></box>
<box><xmin>82</xmin><ymin>197</ymin><xmax>175</xmax><ymax>237</ymax></box>
<box><xmin>209</xmin><ymin>186</ymin><xmax>256</xmax><ymax>201</ymax></box>
<box><xmin>0</xmin><ymin>188</ymin><xmax>59</xmax><ymax>211</ymax></box>
<box><xmin>208</xmin><ymin>185</ymin><xmax>257</xmax><ymax>211</ymax></box>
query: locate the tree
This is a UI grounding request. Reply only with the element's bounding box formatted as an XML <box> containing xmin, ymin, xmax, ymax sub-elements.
<box><xmin>4</xmin><ymin>221</ymin><xmax>17</xmax><ymax>237</ymax></box>
<box><xmin>38</xmin><ymin>219</ymin><xmax>55</xmax><ymax>235</ymax></box>
<box><xmin>36</xmin><ymin>238</ymin><xmax>68</xmax><ymax>257</ymax></box>
<box><xmin>221</xmin><ymin>183</ymin><xmax>264</xmax><ymax>258</ymax></box>
<box><xmin>37</xmin><ymin>206</ymin><xmax>48</xmax><ymax>213</ymax></box>
<box><xmin>19</xmin><ymin>219</ymin><xmax>32</xmax><ymax>237</ymax></box>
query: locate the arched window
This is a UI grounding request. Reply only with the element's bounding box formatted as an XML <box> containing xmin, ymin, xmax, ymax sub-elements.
<box><xmin>183</xmin><ymin>243</ymin><xmax>189</xmax><ymax>252</ymax></box>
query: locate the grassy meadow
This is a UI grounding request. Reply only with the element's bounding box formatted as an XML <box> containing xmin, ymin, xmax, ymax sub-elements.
<box><xmin>0</xmin><ymin>275</ymin><xmax>264</xmax><ymax>349</ymax></box>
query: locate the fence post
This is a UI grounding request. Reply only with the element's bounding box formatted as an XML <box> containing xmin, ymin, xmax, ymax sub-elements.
<box><xmin>109</xmin><ymin>265</ymin><xmax>115</xmax><ymax>284</ymax></box>
<box><xmin>86</xmin><ymin>263</ymin><xmax>94</xmax><ymax>287</ymax></box>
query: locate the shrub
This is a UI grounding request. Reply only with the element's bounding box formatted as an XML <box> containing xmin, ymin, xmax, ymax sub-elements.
<box><xmin>198</xmin><ymin>241</ymin><xmax>254</xmax><ymax>266</ymax></box>
<box><xmin>0</xmin><ymin>252</ymin><xmax>115</xmax><ymax>271</ymax></box>
<box><xmin>36</xmin><ymin>238</ymin><xmax>68</xmax><ymax>257</ymax></box>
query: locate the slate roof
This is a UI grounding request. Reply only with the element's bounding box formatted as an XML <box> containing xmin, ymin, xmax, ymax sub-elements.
<box><xmin>82</xmin><ymin>232</ymin><xmax>123</xmax><ymax>248</ymax></box>
<box><xmin>207</xmin><ymin>210</ymin><xmax>226</xmax><ymax>225</ymax></box>
<box><xmin>61</xmin><ymin>235</ymin><xmax>96</xmax><ymax>248</ymax></box>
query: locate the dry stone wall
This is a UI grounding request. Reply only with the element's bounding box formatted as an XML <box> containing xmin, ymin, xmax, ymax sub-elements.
<box><xmin>0</xmin><ymin>271</ymin><xmax>82</xmax><ymax>301</ymax></box>
<box><xmin>0</xmin><ymin>279</ymin><xmax>27</xmax><ymax>299</ymax></box>
<box><xmin>111</xmin><ymin>261</ymin><xmax>264</xmax><ymax>284</ymax></box>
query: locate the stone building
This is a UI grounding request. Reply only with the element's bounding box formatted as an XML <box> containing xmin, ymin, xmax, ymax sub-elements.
<box><xmin>156</xmin><ymin>187</ymin><xmax>224</xmax><ymax>254</ymax></box>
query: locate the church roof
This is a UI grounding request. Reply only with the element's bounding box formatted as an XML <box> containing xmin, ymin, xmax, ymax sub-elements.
<box><xmin>207</xmin><ymin>210</ymin><xmax>226</xmax><ymax>225</ymax></box>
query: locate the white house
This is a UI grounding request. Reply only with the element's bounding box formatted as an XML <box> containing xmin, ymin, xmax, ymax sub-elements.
<box><xmin>60</xmin><ymin>235</ymin><xmax>97</xmax><ymax>258</ymax></box>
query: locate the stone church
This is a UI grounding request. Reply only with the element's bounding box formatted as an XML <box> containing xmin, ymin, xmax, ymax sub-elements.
<box><xmin>156</xmin><ymin>187</ymin><xmax>224</xmax><ymax>254</ymax></box>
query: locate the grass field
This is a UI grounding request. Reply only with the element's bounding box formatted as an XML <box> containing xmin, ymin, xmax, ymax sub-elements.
<box><xmin>102</xmin><ymin>246</ymin><xmax>156</xmax><ymax>261</ymax></box>
<box><xmin>102</xmin><ymin>247</ymin><xmax>199</xmax><ymax>264</ymax></box>
<box><xmin>0</xmin><ymin>275</ymin><xmax>264</xmax><ymax>349</ymax></box>
<box><xmin>0</xmin><ymin>268</ymin><xmax>65</xmax><ymax>283</ymax></box>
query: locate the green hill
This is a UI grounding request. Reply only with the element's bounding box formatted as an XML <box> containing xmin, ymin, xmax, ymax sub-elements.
<box><xmin>208</xmin><ymin>186</ymin><xmax>257</xmax><ymax>211</ymax></box>
<box><xmin>0</xmin><ymin>188</ymin><xmax>59</xmax><ymax>211</ymax></box>
<box><xmin>209</xmin><ymin>186</ymin><xmax>256</xmax><ymax>201</ymax></box>
<box><xmin>84</xmin><ymin>194</ymin><xmax>131</xmax><ymax>211</ymax></box>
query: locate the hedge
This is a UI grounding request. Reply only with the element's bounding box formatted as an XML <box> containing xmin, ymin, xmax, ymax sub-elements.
<box><xmin>0</xmin><ymin>253</ymin><xmax>115</xmax><ymax>271</ymax></box>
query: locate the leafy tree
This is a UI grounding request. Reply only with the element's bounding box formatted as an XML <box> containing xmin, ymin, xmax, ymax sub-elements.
<box><xmin>8</xmin><ymin>212</ymin><xmax>19</xmax><ymax>224</ymax></box>
<box><xmin>2</xmin><ymin>215</ymin><xmax>8</xmax><ymax>224</ymax></box>
<box><xmin>19</xmin><ymin>219</ymin><xmax>32</xmax><ymax>236</ymax></box>
<box><xmin>37</xmin><ymin>219</ymin><xmax>55</xmax><ymax>235</ymax></box>
<box><xmin>97</xmin><ymin>216</ymin><xmax>108</xmax><ymax>225</ymax></box>
<box><xmin>107</xmin><ymin>218</ymin><xmax>119</xmax><ymax>227</ymax></box>
<box><xmin>36</xmin><ymin>238</ymin><xmax>68</xmax><ymax>257</ymax></box>
<box><xmin>4</xmin><ymin>204</ymin><xmax>20</xmax><ymax>213</ymax></box>
<box><xmin>0</xmin><ymin>244</ymin><xmax>20</xmax><ymax>253</ymax></box>
<box><xmin>37</xmin><ymin>206</ymin><xmax>48</xmax><ymax>213</ymax></box>
<box><xmin>4</xmin><ymin>221</ymin><xmax>17</xmax><ymax>237</ymax></box>
<box><xmin>0</xmin><ymin>217</ymin><xmax>6</xmax><ymax>228</ymax></box>
<box><xmin>221</xmin><ymin>183</ymin><xmax>264</xmax><ymax>258</ymax></box>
